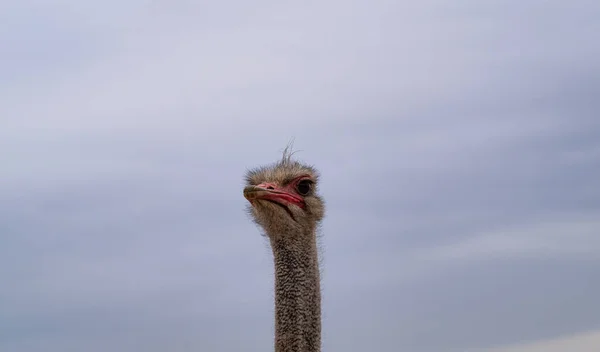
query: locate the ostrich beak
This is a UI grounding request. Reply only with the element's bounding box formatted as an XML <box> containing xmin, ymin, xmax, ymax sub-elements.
<box><xmin>243</xmin><ymin>185</ymin><xmax>305</xmax><ymax>208</ymax></box>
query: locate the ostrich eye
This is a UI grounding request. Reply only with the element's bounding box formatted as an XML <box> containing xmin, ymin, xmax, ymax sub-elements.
<box><xmin>296</xmin><ymin>180</ymin><xmax>312</xmax><ymax>196</ymax></box>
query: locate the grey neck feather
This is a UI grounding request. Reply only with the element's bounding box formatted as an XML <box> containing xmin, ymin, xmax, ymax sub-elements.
<box><xmin>269</xmin><ymin>226</ymin><xmax>321</xmax><ymax>352</ymax></box>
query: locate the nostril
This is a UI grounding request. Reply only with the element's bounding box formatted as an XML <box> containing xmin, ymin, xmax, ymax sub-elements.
<box><xmin>258</xmin><ymin>183</ymin><xmax>277</xmax><ymax>190</ymax></box>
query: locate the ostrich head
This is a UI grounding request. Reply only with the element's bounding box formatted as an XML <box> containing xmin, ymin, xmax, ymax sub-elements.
<box><xmin>243</xmin><ymin>149</ymin><xmax>325</xmax><ymax>239</ymax></box>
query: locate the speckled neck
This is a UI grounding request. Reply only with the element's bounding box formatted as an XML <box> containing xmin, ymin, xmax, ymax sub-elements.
<box><xmin>269</xmin><ymin>228</ymin><xmax>321</xmax><ymax>352</ymax></box>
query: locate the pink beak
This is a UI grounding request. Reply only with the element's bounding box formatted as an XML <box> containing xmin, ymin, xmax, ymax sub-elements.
<box><xmin>243</xmin><ymin>183</ymin><xmax>305</xmax><ymax>209</ymax></box>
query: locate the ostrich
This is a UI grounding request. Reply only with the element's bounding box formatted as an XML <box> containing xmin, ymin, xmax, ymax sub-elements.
<box><xmin>243</xmin><ymin>147</ymin><xmax>325</xmax><ymax>352</ymax></box>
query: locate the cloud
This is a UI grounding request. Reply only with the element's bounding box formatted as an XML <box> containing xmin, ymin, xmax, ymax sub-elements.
<box><xmin>486</xmin><ymin>329</ymin><xmax>600</xmax><ymax>352</ymax></box>
<box><xmin>417</xmin><ymin>214</ymin><xmax>600</xmax><ymax>262</ymax></box>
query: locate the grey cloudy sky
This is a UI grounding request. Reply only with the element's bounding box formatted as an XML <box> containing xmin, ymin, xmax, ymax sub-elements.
<box><xmin>1</xmin><ymin>1</ymin><xmax>599</xmax><ymax>351</ymax></box>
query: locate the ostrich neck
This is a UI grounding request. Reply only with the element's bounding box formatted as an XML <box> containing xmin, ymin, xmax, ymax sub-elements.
<box><xmin>269</xmin><ymin>227</ymin><xmax>321</xmax><ymax>352</ymax></box>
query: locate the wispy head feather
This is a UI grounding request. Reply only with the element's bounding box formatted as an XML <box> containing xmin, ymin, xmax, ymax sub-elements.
<box><xmin>280</xmin><ymin>138</ymin><xmax>300</xmax><ymax>166</ymax></box>
<box><xmin>244</xmin><ymin>140</ymin><xmax>318</xmax><ymax>187</ymax></box>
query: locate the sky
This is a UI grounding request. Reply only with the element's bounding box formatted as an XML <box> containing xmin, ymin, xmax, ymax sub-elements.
<box><xmin>1</xmin><ymin>1</ymin><xmax>599</xmax><ymax>351</ymax></box>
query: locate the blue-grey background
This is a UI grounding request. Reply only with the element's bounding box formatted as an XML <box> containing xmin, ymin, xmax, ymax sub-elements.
<box><xmin>1</xmin><ymin>1</ymin><xmax>599</xmax><ymax>351</ymax></box>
